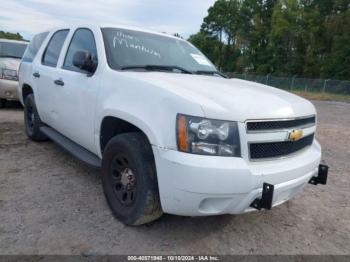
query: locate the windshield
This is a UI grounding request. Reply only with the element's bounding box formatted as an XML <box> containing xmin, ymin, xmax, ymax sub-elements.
<box><xmin>102</xmin><ymin>28</ymin><xmax>218</xmax><ymax>73</ymax></box>
<box><xmin>0</xmin><ymin>41</ymin><xmax>27</xmax><ymax>59</ymax></box>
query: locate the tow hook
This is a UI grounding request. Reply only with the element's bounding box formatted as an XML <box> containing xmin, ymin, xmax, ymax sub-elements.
<box><xmin>250</xmin><ymin>183</ymin><xmax>274</xmax><ymax>210</ymax></box>
<box><xmin>309</xmin><ymin>164</ymin><xmax>329</xmax><ymax>185</ymax></box>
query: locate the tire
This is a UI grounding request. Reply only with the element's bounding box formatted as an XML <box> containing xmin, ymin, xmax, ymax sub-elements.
<box><xmin>101</xmin><ymin>133</ymin><xmax>163</xmax><ymax>225</ymax></box>
<box><xmin>24</xmin><ymin>94</ymin><xmax>48</xmax><ymax>141</ymax></box>
<box><xmin>0</xmin><ymin>99</ymin><xmax>6</xmax><ymax>108</ymax></box>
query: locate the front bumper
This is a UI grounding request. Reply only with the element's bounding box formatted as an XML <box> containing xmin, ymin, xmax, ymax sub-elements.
<box><xmin>152</xmin><ymin>140</ymin><xmax>322</xmax><ymax>216</ymax></box>
<box><xmin>250</xmin><ymin>164</ymin><xmax>328</xmax><ymax>210</ymax></box>
<box><xmin>0</xmin><ymin>79</ymin><xmax>19</xmax><ymax>100</ymax></box>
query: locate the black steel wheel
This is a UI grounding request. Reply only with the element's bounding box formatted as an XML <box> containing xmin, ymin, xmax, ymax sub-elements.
<box><xmin>110</xmin><ymin>155</ymin><xmax>137</xmax><ymax>206</ymax></box>
<box><xmin>26</xmin><ymin>100</ymin><xmax>35</xmax><ymax>133</ymax></box>
<box><xmin>24</xmin><ymin>94</ymin><xmax>48</xmax><ymax>141</ymax></box>
<box><xmin>102</xmin><ymin>132</ymin><xmax>163</xmax><ymax>225</ymax></box>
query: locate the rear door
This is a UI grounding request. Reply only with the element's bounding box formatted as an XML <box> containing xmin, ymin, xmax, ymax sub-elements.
<box><xmin>49</xmin><ymin>28</ymin><xmax>100</xmax><ymax>153</ymax></box>
<box><xmin>34</xmin><ymin>29</ymin><xmax>69</xmax><ymax>125</ymax></box>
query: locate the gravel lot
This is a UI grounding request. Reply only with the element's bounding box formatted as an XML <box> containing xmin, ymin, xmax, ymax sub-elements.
<box><xmin>0</xmin><ymin>100</ymin><xmax>349</xmax><ymax>255</ymax></box>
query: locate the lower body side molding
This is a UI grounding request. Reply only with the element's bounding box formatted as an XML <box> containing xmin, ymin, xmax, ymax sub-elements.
<box><xmin>250</xmin><ymin>183</ymin><xmax>274</xmax><ymax>210</ymax></box>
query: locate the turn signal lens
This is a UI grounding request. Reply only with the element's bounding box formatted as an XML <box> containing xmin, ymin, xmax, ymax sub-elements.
<box><xmin>177</xmin><ymin>115</ymin><xmax>189</xmax><ymax>152</ymax></box>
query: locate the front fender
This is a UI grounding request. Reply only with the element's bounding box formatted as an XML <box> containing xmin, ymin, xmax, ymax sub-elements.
<box><xmin>95</xmin><ymin>95</ymin><xmax>203</xmax><ymax>158</ymax></box>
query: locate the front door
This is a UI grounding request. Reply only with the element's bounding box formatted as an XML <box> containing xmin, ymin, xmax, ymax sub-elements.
<box><xmin>50</xmin><ymin>28</ymin><xmax>99</xmax><ymax>153</ymax></box>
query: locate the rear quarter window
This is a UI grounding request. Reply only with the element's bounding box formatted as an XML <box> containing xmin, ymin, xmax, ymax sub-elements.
<box><xmin>22</xmin><ymin>32</ymin><xmax>49</xmax><ymax>63</ymax></box>
<box><xmin>42</xmin><ymin>30</ymin><xmax>69</xmax><ymax>67</ymax></box>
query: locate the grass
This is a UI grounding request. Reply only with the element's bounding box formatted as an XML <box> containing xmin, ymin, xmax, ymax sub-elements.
<box><xmin>292</xmin><ymin>91</ymin><xmax>350</xmax><ymax>103</ymax></box>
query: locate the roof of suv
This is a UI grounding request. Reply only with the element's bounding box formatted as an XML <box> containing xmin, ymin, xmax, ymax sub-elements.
<box><xmin>44</xmin><ymin>23</ymin><xmax>186</xmax><ymax>42</ymax></box>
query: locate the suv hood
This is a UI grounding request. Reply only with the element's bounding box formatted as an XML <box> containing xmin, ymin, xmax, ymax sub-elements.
<box><xmin>126</xmin><ymin>72</ymin><xmax>316</xmax><ymax>122</ymax></box>
<box><xmin>0</xmin><ymin>57</ymin><xmax>21</xmax><ymax>71</ymax></box>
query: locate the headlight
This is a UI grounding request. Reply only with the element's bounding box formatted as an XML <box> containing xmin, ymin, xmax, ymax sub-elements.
<box><xmin>176</xmin><ymin>114</ymin><xmax>241</xmax><ymax>157</ymax></box>
<box><xmin>0</xmin><ymin>68</ymin><xmax>18</xmax><ymax>81</ymax></box>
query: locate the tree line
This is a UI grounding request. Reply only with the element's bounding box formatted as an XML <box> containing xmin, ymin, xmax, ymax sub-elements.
<box><xmin>0</xmin><ymin>31</ymin><xmax>26</xmax><ymax>41</ymax></box>
<box><xmin>188</xmin><ymin>0</ymin><xmax>350</xmax><ymax>80</ymax></box>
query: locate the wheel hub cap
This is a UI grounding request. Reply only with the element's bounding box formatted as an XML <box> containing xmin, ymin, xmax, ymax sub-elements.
<box><xmin>110</xmin><ymin>156</ymin><xmax>137</xmax><ymax>206</ymax></box>
<box><xmin>120</xmin><ymin>168</ymin><xmax>135</xmax><ymax>187</ymax></box>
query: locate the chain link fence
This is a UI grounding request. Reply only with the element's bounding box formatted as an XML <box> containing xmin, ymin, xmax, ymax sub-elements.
<box><xmin>226</xmin><ymin>73</ymin><xmax>350</xmax><ymax>95</ymax></box>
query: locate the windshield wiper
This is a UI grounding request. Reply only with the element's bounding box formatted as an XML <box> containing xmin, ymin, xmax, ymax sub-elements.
<box><xmin>194</xmin><ymin>70</ymin><xmax>227</xmax><ymax>78</ymax></box>
<box><xmin>121</xmin><ymin>65</ymin><xmax>193</xmax><ymax>74</ymax></box>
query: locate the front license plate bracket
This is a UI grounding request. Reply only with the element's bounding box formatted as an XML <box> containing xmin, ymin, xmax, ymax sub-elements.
<box><xmin>250</xmin><ymin>183</ymin><xmax>274</xmax><ymax>210</ymax></box>
<box><xmin>309</xmin><ymin>164</ymin><xmax>329</xmax><ymax>185</ymax></box>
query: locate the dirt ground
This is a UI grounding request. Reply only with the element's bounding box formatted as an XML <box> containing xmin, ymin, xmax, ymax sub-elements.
<box><xmin>0</xmin><ymin>100</ymin><xmax>349</xmax><ymax>255</ymax></box>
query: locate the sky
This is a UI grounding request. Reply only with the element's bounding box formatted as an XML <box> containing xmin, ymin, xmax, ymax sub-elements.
<box><xmin>0</xmin><ymin>0</ymin><xmax>216</xmax><ymax>40</ymax></box>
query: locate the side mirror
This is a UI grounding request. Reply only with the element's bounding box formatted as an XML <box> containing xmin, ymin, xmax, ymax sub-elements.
<box><xmin>72</xmin><ymin>50</ymin><xmax>97</xmax><ymax>74</ymax></box>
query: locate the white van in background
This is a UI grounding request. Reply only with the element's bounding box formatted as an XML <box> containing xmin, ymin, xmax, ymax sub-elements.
<box><xmin>0</xmin><ymin>39</ymin><xmax>27</xmax><ymax>107</ymax></box>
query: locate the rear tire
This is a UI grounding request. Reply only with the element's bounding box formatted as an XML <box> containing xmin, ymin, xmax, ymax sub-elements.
<box><xmin>24</xmin><ymin>94</ymin><xmax>48</xmax><ymax>141</ymax></box>
<box><xmin>0</xmin><ymin>99</ymin><xmax>6</xmax><ymax>108</ymax></box>
<box><xmin>101</xmin><ymin>133</ymin><xmax>163</xmax><ymax>225</ymax></box>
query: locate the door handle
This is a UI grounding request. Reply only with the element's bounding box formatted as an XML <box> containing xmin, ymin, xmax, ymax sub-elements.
<box><xmin>54</xmin><ymin>79</ymin><xmax>64</xmax><ymax>86</ymax></box>
<box><xmin>33</xmin><ymin>72</ymin><xmax>40</xmax><ymax>78</ymax></box>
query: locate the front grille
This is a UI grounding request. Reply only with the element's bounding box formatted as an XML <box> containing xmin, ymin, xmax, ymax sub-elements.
<box><xmin>247</xmin><ymin>116</ymin><xmax>315</xmax><ymax>132</ymax></box>
<box><xmin>249</xmin><ymin>134</ymin><xmax>314</xmax><ymax>160</ymax></box>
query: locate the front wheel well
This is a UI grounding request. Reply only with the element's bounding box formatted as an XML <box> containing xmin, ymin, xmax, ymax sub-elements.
<box><xmin>100</xmin><ymin>116</ymin><xmax>151</xmax><ymax>154</ymax></box>
<box><xmin>22</xmin><ymin>84</ymin><xmax>33</xmax><ymax>102</ymax></box>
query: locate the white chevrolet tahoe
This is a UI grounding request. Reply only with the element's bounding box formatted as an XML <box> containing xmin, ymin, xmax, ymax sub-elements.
<box><xmin>18</xmin><ymin>24</ymin><xmax>328</xmax><ymax>225</ymax></box>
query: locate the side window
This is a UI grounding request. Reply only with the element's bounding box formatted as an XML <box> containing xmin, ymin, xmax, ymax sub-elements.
<box><xmin>63</xmin><ymin>28</ymin><xmax>98</xmax><ymax>72</ymax></box>
<box><xmin>22</xmin><ymin>32</ymin><xmax>49</xmax><ymax>63</ymax></box>
<box><xmin>42</xmin><ymin>30</ymin><xmax>69</xmax><ymax>67</ymax></box>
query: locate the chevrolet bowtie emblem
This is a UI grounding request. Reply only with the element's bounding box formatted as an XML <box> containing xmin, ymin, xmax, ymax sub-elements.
<box><xmin>288</xmin><ymin>129</ymin><xmax>303</xmax><ymax>142</ymax></box>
